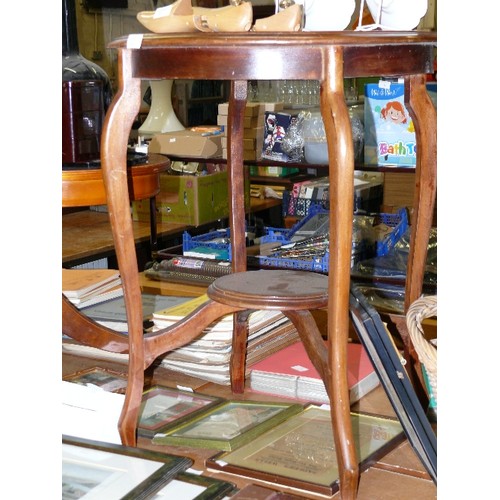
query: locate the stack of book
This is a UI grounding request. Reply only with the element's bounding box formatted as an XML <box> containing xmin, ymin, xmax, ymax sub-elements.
<box><xmin>79</xmin><ymin>294</ymin><xmax>191</xmax><ymax>333</ymax></box>
<box><xmin>151</xmin><ymin>294</ymin><xmax>300</xmax><ymax>385</ymax></box>
<box><xmin>249</xmin><ymin>340</ymin><xmax>380</xmax><ymax>405</ymax></box>
<box><xmin>62</xmin><ymin>268</ymin><xmax>123</xmax><ymax>308</ymax></box>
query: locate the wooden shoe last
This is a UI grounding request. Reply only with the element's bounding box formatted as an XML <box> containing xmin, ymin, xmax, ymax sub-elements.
<box><xmin>193</xmin><ymin>2</ymin><xmax>253</xmax><ymax>32</ymax></box>
<box><xmin>252</xmin><ymin>4</ymin><xmax>303</xmax><ymax>32</ymax></box>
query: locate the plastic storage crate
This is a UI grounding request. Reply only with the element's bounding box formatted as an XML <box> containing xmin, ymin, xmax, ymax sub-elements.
<box><xmin>257</xmin><ymin>207</ymin><xmax>408</xmax><ymax>273</ymax></box>
<box><xmin>182</xmin><ymin>228</ymin><xmax>233</xmax><ymax>260</ymax></box>
<box><xmin>282</xmin><ymin>191</ymin><xmax>329</xmax><ymax>218</ymax></box>
<box><xmin>373</xmin><ymin>208</ymin><xmax>409</xmax><ymax>257</ymax></box>
<box><xmin>180</xmin><ymin>226</ymin><xmax>286</xmax><ymax>262</ymax></box>
<box><xmin>282</xmin><ymin>175</ymin><xmax>383</xmax><ymax>218</ymax></box>
<box><xmin>178</xmin><ymin>207</ymin><xmax>408</xmax><ymax>272</ymax></box>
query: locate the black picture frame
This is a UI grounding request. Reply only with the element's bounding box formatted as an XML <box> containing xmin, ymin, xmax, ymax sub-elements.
<box><xmin>349</xmin><ymin>284</ymin><xmax>437</xmax><ymax>483</ymax></box>
<box><xmin>62</xmin><ymin>435</ymin><xmax>191</xmax><ymax>499</ymax></box>
<box><xmin>151</xmin><ymin>471</ymin><xmax>236</xmax><ymax>499</ymax></box>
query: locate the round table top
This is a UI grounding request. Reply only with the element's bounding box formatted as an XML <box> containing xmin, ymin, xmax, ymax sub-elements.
<box><xmin>208</xmin><ymin>269</ymin><xmax>329</xmax><ymax>310</ymax></box>
<box><xmin>62</xmin><ymin>153</ymin><xmax>170</xmax><ymax>207</ymax></box>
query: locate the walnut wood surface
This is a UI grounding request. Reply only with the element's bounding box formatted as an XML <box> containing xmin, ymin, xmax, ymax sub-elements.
<box><xmin>62</xmin><ymin>153</ymin><xmax>170</xmax><ymax>207</ymax></box>
<box><xmin>207</xmin><ymin>270</ymin><xmax>329</xmax><ymax>309</ymax></box>
<box><xmin>64</xmin><ymin>31</ymin><xmax>436</xmax><ymax>500</ymax></box>
<box><xmin>61</xmin><ymin>210</ymin><xmax>186</xmax><ymax>265</ymax></box>
<box><xmin>62</xmin><ymin>197</ymin><xmax>281</xmax><ymax>265</ymax></box>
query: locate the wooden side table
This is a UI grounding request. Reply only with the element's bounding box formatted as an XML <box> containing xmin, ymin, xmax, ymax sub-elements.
<box><xmin>62</xmin><ymin>153</ymin><xmax>170</xmax><ymax>253</ymax></box>
<box><xmin>64</xmin><ymin>31</ymin><xmax>436</xmax><ymax>500</ymax></box>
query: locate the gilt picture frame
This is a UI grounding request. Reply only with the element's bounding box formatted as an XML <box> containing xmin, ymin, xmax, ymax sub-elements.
<box><xmin>63</xmin><ymin>366</ymin><xmax>128</xmax><ymax>394</ymax></box>
<box><xmin>206</xmin><ymin>406</ymin><xmax>404</xmax><ymax>496</ymax></box>
<box><xmin>152</xmin><ymin>400</ymin><xmax>304</xmax><ymax>451</ymax></box>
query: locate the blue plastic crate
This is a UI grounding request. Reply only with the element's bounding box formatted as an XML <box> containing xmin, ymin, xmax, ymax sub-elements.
<box><xmin>282</xmin><ymin>180</ymin><xmax>383</xmax><ymax>218</ymax></box>
<box><xmin>256</xmin><ymin>207</ymin><xmax>408</xmax><ymax>273</ymax></box>
<box><xmin>256</xmin><ymin>251</ymin><xmax>331</xmax><ymax>273</ymax></box>
<box><xmin>182</xmin><ymin>228</ymin><xmax>232</xmax><ymax>260</ymax></box>
<box><xmin>260</xmin><ymin>226</ymin><xmax>292</xmax><ymax>244</ymax></box>
<box><xmin>182</xmin><ymin>225</ymin><xmax>260</xmax><ymax>261</ymax></box>
<box><xmin>180</xmin><ymin>207</ymin><xmax>408</xmax><ymax>271</ymax></box>
<box><xmin>282</xmin><ymin>191</ymin><xmax>329</xmax><ymax>218</ymax></box>
<box><xmin>374</xmin><ymin>208</ymin><xmax>408</xmax><ymax>257</ymax></box>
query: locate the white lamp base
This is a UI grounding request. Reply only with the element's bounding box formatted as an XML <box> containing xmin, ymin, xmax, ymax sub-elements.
<box><xmin>139</xmin><ymin>79</ymin><xmax>185</xmax><ymax>138</ymax></box>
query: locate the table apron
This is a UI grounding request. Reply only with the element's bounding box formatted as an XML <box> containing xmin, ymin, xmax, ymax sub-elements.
<box><xmin>129</xmin><ymin>44</ymin><xmax>434</xmax><ymax>81</ymax></box>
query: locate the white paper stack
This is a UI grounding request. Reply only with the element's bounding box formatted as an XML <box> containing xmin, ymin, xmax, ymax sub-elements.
<box><xmin>152</xmin><ymin>295</ymin><xmax>300</xmax><ymax>384</ymax></box>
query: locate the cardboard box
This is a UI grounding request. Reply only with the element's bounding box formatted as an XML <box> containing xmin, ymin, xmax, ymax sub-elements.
<box><xmin>132</xmin><ymin>170</ymin><xmax>251</xmax><ymax>226</ymax></box>
<box><xmin>221</xmin><ymin>127</ymin><xmax>264</xmax><ymax>161</ymax></box>
<box><xmin>222</xmin><ymin>137</ymin><xmax>257</xmax><ymax>151</ymax></box>
<box><xmin>259</xmin><ymin>102</ymin><xmax>284</xmax><ymax>112</ymax></box>
<box><xmin>218</xmin><ymin>102</ymin><xmax>263</xmax><ymax>117</ymax></box>
<box><xmin>132</xmin><ymin>171</ymin><xmax>229</xmax><ymax>226</ymax></box>
<box><xmin>217</xmin><ymin>114</ymin><xmax>260</xmax><ymax>128</ymax></box>
<box><xmin>364</xmin><ymin>82</ymin><xmax>417</xmax><ymax>167</ymax></box>
<box><xmin>148</xmin><ymin>130</ymin><xmax>223</xmax><ymax>158</ymax></box>
<box><xmin>244</xmin><ymin>126</ymin><xmax>264</xmax><ymax>140</ymax></box>
<box><xmin>382</xmin><ymin>170</ymin><xmax>437</xmax><ymax>226</ymax></box>
<box><xmin>217</xmin><ymin>101</ymin><xmax>283</xmax><ymax>116</ymax></box>
<box><xmin>222</xmin><ymin>148</ymin><xmax>257</xmax><ymax>161</ymax></box>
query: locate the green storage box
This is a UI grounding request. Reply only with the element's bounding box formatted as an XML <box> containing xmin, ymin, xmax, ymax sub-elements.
<box><xmin>132</xmin><ymin>170</ymin><xmax>250</xmax><ymax>226</ymax></box>
<box><xmin>132</xmin><ymin>171</ymin><xmax>230</xmax><ymax>226</ymax></box>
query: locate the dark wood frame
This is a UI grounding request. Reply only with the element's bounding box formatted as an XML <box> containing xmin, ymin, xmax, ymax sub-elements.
<box><xmin>137</xmin><ymin>385</ymin><xmax>224</xmax><ymax>438</ymax></box>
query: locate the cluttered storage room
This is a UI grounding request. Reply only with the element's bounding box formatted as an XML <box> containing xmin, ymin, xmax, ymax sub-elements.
<box><xmin>61</xmin><ymin>0</ymin><xmax>439</xmax><ymax>498</ymax></box>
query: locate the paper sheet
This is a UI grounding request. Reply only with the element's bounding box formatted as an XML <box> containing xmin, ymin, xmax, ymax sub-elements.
<box><xmin>61</xmin><ymin>381</ymin><xmax>125</xmax><ymax>444</ymax></box>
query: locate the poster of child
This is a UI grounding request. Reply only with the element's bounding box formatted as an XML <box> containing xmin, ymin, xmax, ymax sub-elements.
<box><xmin>364</xmin><ymin>82</ymin><xmax>416</xmax><ymax>167</ymax></box>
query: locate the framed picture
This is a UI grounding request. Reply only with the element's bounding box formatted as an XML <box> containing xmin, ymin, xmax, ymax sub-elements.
<box><xmin>151</xmin><ymin>471</ymin><xmax>236</xmax><ymax>499</ymax></box>
<box><xmin>63</xmin><ymin>366</ymin><xmax>128</xmax><ymax>393</ymax></box>
<box><xmin>153</xmin><ymin>400</ymin><xmax>304</xmax><ymax>451</ymax></box>
<box><xmin>137</xmin><ymin>386</ymin><xmax>224</xmax><ymax>439</ymax></box>
<box><xmin>349</xmin><ymin>284</ymin><xmax>437</xmax><ymax>483</ymax></box>
<box><xmin>62</xmin><ymin>435</ymin><xmax>192</xmax><ymax>500</ymax></box>
<box><xmin>206</xmin><ymin>405</ymin><xmax>404</xmax><ymax>496</ymax></box>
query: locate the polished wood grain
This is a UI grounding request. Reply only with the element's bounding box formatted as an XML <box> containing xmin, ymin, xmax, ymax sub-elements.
<box><xmin>61</xmin><ymin>210</ymin><xmax>186</xmax><ymax>265</ymax></box>
<box><xmin>63</xmin><ymin>31</ymin><xmax>436</xmax><ymax>500</ymax></box>
<box><xmin>61</xmin><ymin>154</ymin><xmax>170</xmax><ymax>207</ymax></box>
<box><xmin>62</xmin><ymin>197</ymin><xmax>282</xmax><ymax>265</ymax></box>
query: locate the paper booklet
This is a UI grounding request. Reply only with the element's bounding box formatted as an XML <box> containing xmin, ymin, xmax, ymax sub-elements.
<box><xmin>62</xmin><ymin>268</ymin><xmax>121</xmax><ymax>299</ymax></box>
<box><xmin>249</xmin><ymin>340</ymin><xmax>380</xmax><ymax>405</ymax></box>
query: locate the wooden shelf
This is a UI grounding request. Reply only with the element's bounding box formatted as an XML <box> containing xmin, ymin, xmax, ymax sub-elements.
<box><xmin>166</xmin><ymin>154</ymin><xmax>416</xmax><ymax>173</ymax></box>
<box><xmin>62</xmin><ymin>197</ymin><xmax>282</xmax><ymax>267</ymax></box>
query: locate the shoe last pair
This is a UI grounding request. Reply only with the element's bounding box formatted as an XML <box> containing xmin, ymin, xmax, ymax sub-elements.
<box><xmin>137</xmin><ymin>0</ymin><xmax>303</xmax><ymax>34</ymax></box>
